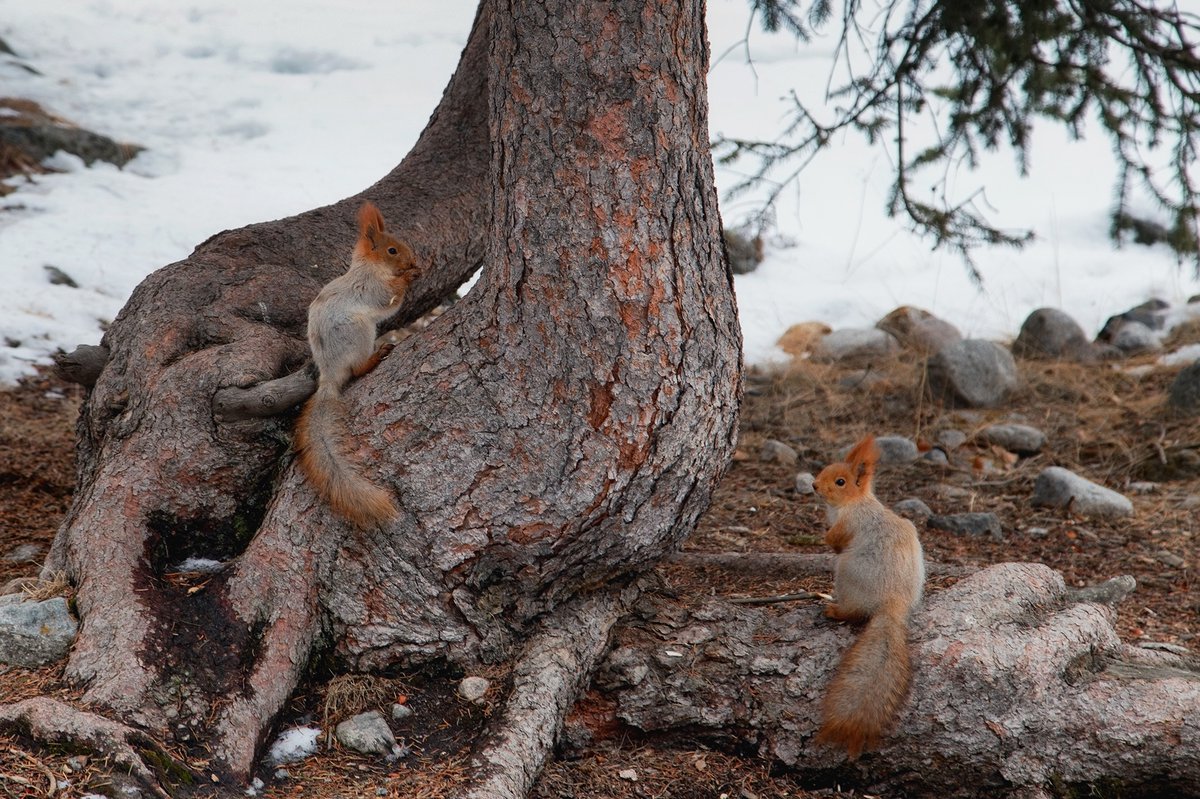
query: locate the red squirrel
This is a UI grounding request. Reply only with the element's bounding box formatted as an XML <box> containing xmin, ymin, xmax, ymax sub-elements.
<box><xmin>294</xmin><ymin>201</ymin><xmax>418</xmax><ymax>527</ymax></box>
<box><xmin>812</xmin><ymin>435</ymin><xmax>925</xmax><ymax>758</ymax></box>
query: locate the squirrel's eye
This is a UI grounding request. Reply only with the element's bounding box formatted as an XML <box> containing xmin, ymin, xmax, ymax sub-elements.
<box><xmin>387</xmin><ymin>247</ymin><xmax>398</xmax><ymax>256</ymax></box>
<box><xmin>835</xmin><ymin>478</ymin><xmax>846</xmax><ymax>486</ymax></box>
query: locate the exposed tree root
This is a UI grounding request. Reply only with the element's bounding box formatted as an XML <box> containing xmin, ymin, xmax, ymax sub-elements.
<box><xmin>0</xmin><ymin>697</ymin><xmax>185</xmax><ymax>798</ymax></box>
<box><xmin>455</xmin><ymin>585</ymin><xmax>637</xmax><ymax>799</ymax></box>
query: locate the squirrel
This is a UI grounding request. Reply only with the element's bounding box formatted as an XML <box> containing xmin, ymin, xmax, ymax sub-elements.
<box><xmin>294</xmin><ymin>201</ymin><xmax>419</xmax><ymax>527</ymax></box>
<box><xmin>811</xmin><ymin>435</ymin><xmax>925</xmax><ymax>758</ymax></box>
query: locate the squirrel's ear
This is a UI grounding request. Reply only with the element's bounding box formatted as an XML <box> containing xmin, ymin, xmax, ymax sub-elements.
<box><xmin>845</xmin><ymin>435</ymin><xmax>879</xmax><ymax>468</ymax></box>
<box><xmin>357</xmin><ymin>201</ymin><xmax>386</xmax><ymax>241</ymax></box>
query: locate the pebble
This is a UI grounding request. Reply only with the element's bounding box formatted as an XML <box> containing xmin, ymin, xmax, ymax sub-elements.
<box><xmin>793</xmin><ymin>472</ymin><xmax>815</xmax><ymax>495</ymax></box>
<box><xmin>921</xmin><ymin>448</ymin><xmax>949</xmax><ymax>466</ymax></box>
<box><xmin>975</xmin><ymin>423</ymin><xmax>1046</xmax><ymax>455</ymax></box>
<box><xmin>391</xmin><ymin>702</ymin><xmax>413</xmax><ymax>721</ymax></box>
<box><xmin>1025</xmin><ymin>526</ymin><xmax>1051</xmax><ymax>539</ymax></box>
<box><xmin>1031</xmin><ymin>467</ymin><xmax>1133</xmax><ymax>519</ymax></box>
<box><xmin>893</xmin><ymin>498</ymin><xmax>933</xmax><ymax>521</ymax></box>
<box><xmin>875</xmin><ymin>435</ymin><xmax>919</xmax><ymax>464</ymax></box>
<box><xmin>458</xmin><ymin>676</ymin><xmax>491</xmax><ymax>703</ymax></box>
<box><xmin>759</xmin><ymin>439</ymin><xmax>798</xmax><ymax>466</ymax></box>
<box><xmin>927</xmin><ymin>512</ymin><xmax>1004</xmax><ymax>540</ymax></box>
<box><xmin>334</xmin><ymin>711</ymin><xmax>396</xmax><ymax>756</ymax></box>
<box><xmin>1168</xmin><ymin>361</ymin><xmax>1200</xmax><ymax>415</ymax></box>
<box><xmin>935</xmin><ymin>429</ymin><xmax>968</xmax><ymax>451</ymax></box>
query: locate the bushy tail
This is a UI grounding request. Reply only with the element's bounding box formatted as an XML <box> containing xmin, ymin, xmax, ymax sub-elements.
<box><xmin>295</xmin><ymin>391</ymin><xmax>398</xmax><ymax>527</ymax></box>
<box><xmin>816</xmin><ymin>597</ymin><xmax>913</xmax><ymax>758</ymax></box>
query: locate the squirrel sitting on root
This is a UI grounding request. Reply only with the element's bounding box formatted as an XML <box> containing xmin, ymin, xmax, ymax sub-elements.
<box><xmin>812</xmin><ymin>435</ymin><xmax>926</xmax><ymax>758</ymax></box>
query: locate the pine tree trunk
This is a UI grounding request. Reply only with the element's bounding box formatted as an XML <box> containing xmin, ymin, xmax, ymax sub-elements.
<box><xmin>37</xmin><ymin>0</ymin><xmax>739</xmax><ymax>780</ymax></box>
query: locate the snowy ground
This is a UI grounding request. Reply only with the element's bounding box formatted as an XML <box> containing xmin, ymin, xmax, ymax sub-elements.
<box><xmin>0</xmin><ymin>0</ymin><xmax>1197</xmax><ymax>384</ymax></box>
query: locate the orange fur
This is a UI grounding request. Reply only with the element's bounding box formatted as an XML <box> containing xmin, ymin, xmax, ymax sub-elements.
<box><xmin>811</xmin><ymin>435</ymin><xmax>925</xmax><ymax>759</ymax></box>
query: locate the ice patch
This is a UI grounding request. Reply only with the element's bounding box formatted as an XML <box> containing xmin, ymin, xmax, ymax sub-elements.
<box><xmin>266</xmin><ymin>725</ymin><xmax>321</xmax><ymax>765</ymax></box>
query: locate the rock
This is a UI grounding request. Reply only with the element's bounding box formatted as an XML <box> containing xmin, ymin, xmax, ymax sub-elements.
<box><xmin>975</xmin><ymin>423</ymin><xmax>1046</xmax><ymax>455</ymax></box>
<box><xmin>723</xmin><ymin>228</ymin><xmax>764</xmax><ymax>275</ymax></box>
<box><xmin>876</xmin><ymin>306</ymin><xmax>962</xmax><ymax>355</ymax></box>
<box><xmin>1031</xmin><ymin>467</ymin><xmax>1133</xmax><ymax>519</ymax></box>
<box><xmin>812</xmin><ymin>328</ymin><xmax>898</xmax><ymax>362</ymax></box>
<box><xmin>2</xmin><ymin>543</ymin><xmax>41</xmax><ymax>563</ymax></box>
<box><xmin>759</xmin><ymin>439</ymin><xmax>798</xmax><ymax>466</ymax></box>
<box><xmin>0</xmin><ymin>98</ymin><xmax>142</xmax><ymax>172</ymax></box>
<box><xmin>935</xmin><ymin>429</ymin><xmax>968</xmax><ymax>451</ymax></box>
<box><xmin>1168</xmin><ymin>361</ymin><xmax>1200</xmax><ymax>415</ymax></box>
<box><xmin>1111</xmin><ymin>321</ymin><xmax>1162</xmax><ymax>355</ymax></box>
<box><xmin>1012</xmin><ymin>308</ymin><xmax>1095</xmax><ymax>361</ymax></box>
<box><xmin>927</xmin><ymin>512</ymin><xmax>1003</xmax><ymax>540</ymax></box>
<box><xmin>776</xmin><ymin>321</ymin><xmax>832</xmax><ymax>358</ymax></box>
<box><xmin>391</xmin><ymin>703</ymin><xmax>413</xmax><ymax>721</ymax></box>
<box><xmin>921</xmin><ymin>448</ymin><xmax>949</xmax><ymax>465</ymax></box>
<box><xmin>836</xmin><ymin>368</ymin><xmax>888</xmax><ymax>392</ymax></box>
<box><xmin>875</xmin><ymin>435</ymin><xmax>919</xmax><ymax>463</ymax></box>
<box><xmin>458</xmin><ymin>675</ymin><xmax>491</xmax><ymax>703</ymax></box>
<box><xmin>931</xmin><ymin>484</ymin><xmax>973</xmax><ymax>500</ymax></box>
<box><xmin>335</xmin><ymin>711</ymin><xmax>396</xmax><ymax>756</ymax></box>
<box><xmin>793</xmin><ymin>472</ymin><xmax>815</xmax><ymax>495</ymax></box>
<box><xmin>43</xmin><ymin>265</ymin><xmax>79</xmax><ymax>288</ymax></box>
<box><xmin>926</xmin><ymin>340</ymin><xmax>1019</xmax><ymax>408</ymax></box>
<box><xmin>1128</xmin><ymin>481</ymin><xmax>1159</xmax><ymax>495</ymax></box>
<box><xmin>1155</xmin><ymin>550</ymin><xmax>1186</xmax><ymax>569</ymax></box>
<box><xmin>1026</xmin><ymin>526</ymin><xmax>1050</xmax><ymax>539</ymax></box>
<box><xmin>0</xmin><ymin>597</ymin><xmax>77</xmax><ymax>667</ymax></box>
<box><xmin>893</xmin><ymin>498</ymin><xmax>933</xmax><ymax>521</ymax></box>
<box><xmin>1097</xmin><ymin>299</ymin><xmax>1169</xmax><ymax>343</ymax></box>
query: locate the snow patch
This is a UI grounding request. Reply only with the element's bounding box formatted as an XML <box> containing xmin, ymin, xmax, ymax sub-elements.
<box><xmin>266</xmin><ymin>725</ymin><xmax>321</xmax><ymax>765</ymax></box>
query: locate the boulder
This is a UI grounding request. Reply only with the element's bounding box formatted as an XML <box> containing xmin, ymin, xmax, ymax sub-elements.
<box><xmin>1012</xmin><ymin>308</ymin><xmax>1095</xmax><ymax>361</ymax></box>
<box><xmin>926</xmin><ymin>340</ymin><xmax>1019</xmax><ymax>408</ymax></box>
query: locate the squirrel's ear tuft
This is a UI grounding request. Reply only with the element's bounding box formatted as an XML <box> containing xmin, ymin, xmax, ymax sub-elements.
<box><xmin>845</xmin><ymin>435</ymin><xmax>879</xmax><ymax>482</ymax></box>
<box><xmin>357</xmin><ymin>201</ymin><xmax>386</xmax><ymax>241</ymax></box>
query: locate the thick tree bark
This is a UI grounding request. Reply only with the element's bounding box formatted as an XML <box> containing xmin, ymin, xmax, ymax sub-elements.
<box><xmin>601</xmin><ymin>563</ymin><xmax>1200</xmax><ymax>797</ymax></box>
<box><xmin>32</xmin><ymin>0</ymin><xmax>739</xmax><ymax>782</ymax></box>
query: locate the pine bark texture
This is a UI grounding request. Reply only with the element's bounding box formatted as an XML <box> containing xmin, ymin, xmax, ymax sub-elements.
<box><xmin>35</xmin><ymin>0</ymin><xmax>739</xmax><ymax>780</ymax></box>
<box><xmin>601</xmin><ymin>563</ymin><xmax>1200</xmax><ymax>796</ymax></box>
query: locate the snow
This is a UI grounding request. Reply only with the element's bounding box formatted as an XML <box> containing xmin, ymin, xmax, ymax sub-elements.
<box><xmin>265</xmin><ymin>725</ymin><xmax>321</xmax><ymax>765</ymax></box>
<box><xmin>0</xmin><ymin>0</ymin><xmax>1197</xmax><ymax>385</ymax></box>
<box><xmin>174</xmin><ymin>557</ymin><xmax>225</xmax><ymax>574</ymax></box>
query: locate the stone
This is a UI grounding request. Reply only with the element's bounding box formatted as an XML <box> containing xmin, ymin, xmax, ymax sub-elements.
<box><xmin>0</xmin><ymin>98</ymin><xmax>142</xmax><ymax>170</ymax></box>
<box><xmin>921</xmin><ymin>448</ymin><xmax>949</xmax><ymax>465</ymax></box>
<box><xmin>936</xmin><ymin>429</ymin><xmax>968</xmax><ymax>451</ymax></box>
<box><xmin>776</xmin><ymin>321</ymin><xmax>832</xmax><ymax>358</ymax></box>
<box><xmin>893</xmin><ymin>498</ymin><xmax>933</xmax><ymax>521</ymax></box>
<box><xmin>875</xmin><ymin>435</ymin><xmax>919</xmax><ymax>463</ymax></box>
<box><xmin>926</xmin><ymin>340</ymin><xmax>1019</xmax><ymax>408</ymax></box>
<box><xmin>1012</xmin><ymin>308</ymin><xmax>1095</xmax><ymax>361</ymax></box>
<box><xmin>927</xmin><ymin>512</ymin><xmax>1003</xmax><ymax>540</ymax></box>
<box><xmin>43</xmin><ymin>265</ymin><xmax>79</xmax><ymax>288</ymax></box>
<box><xmin>793</xmin><ymin>472</ymin><xmax>815</xmax><ymax>495</ymax></box>
<box><xmin>335</xmin><ymin>711</ymin><xmax>396</xmax><ymax>756</ymax></box>
<box><xmin>458</xmin><ymin>675</ymin><xmax>491</xmax><ymax>703</ymax></box>
<box><xmin>0</xmin><ymin>597</ymin><xmax>77</xmax><ymax>667</ymax></box>
<box><xmin>975</xmin><ymin>423</ymin><xmax>1046</xmax><ymax>455</ymax></box>
<box><xmin>1031</xmin><ymin>467</ymin><xmax>1133</xmax><ymax>520</ymax></box>
<box><xmin>876</xmin><ymin>306</ymin><xmax>962</xmax><ymax>355</ymax></box>
<box><xmin>759</xmin><ymin>439</ymin><xmax>798</xmax><ymax>466</ymax></box>
<box><xmin>391</xmin><ymin>703</ymin><xmax>413</xmax><ymax>721</ymax></box>
<box><xmin>1168</xmin><ymin>361</ymin><xmax>1200</xmax><ymax>415</ymax></box>
<box><xmin>2</xmin><ymin>543</ymin><xmax>41</xmax><ymax>562</ymax></box>
<box><xmin>812</xmin><ymin>327</ymin><xmax>898</xmax><ymax>362</ymax></box>
<box><xmin>1096</xmin><ymin>299</ymin><xmax>1169</xmax><ymax>343</ymax></box>
<box><xmin>1111</xmin><ymin>321</ymin><xmax>1161</xmax><ymax>355</ymax></box>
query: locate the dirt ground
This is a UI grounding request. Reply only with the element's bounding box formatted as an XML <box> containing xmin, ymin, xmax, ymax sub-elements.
<box><xmin>0</xmin><ymin>331</ymin><xmax>1196</xmax><ymax>797</ymax></box>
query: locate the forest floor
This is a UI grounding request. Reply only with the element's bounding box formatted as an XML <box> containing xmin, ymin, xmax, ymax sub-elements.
<box><xmin>1</xmin><ymin>330</ymin><xmax>1196</xmax><ymax>798</ymax></box>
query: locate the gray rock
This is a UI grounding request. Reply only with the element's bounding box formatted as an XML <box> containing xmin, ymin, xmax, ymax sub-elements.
<box><xmin>927</xmin><ymin>512</ymin><xmax>1003</xmax><ymax>540</ymax></box>
<box><xmin>2</xmin><ymin>543</ymin><xmax>41</xmax><ymax>563</ymax></box>
<box><xmin>1026</xmin><ymin>526</ymin><xmax>1051</xmax><ymax>539</ymax></box>
<box><xmin>43</xmin><ymin>265</ymin><xmax>79</xmax><ymax>288</ymax></box>
<box><xmin>0</xmin><ymin>597</ymin><xmax>77</xmax><ymax>667</ymax></box>
<box><xmin>893</xmin><ymin>498</ymin><xmax>933</xmax><ymax>521</ymax></box>
<box><xmin>1168</xmin><ymin>361</ymin><xmax>1200</xmax><ymax>415</ymax></box>
<box><xmin>1012</xmin><ymin>307</ymin><xmax>1096</xmax><ymax>361</ymax></box>
<box><xmin>921</xmin><ymin>448</ymin><xmax>949</xmax><ymax>465</ymax></box>
<box><xmin>1128</xmin><ymin>481</ymin><xmax>1159</xmax><ymax>495</ymax></box>
<box><xmin>876</xmin><ymin>306</ymin><xmax>962</xmax><ymax>355</ymax></box>
<box><xmin>812</xmin><ymin>328</ymin><xmax>898</xmax><ymax>362</ymax></box>
<box><xmin>759</xmin><ymin>439</ymin><xmax>798</xmax><ymax>466</ymax></box>
<box><xmin>1111</xmin><ymin>321</ymin><xmax>1161</xmax><ymax>355</ymax></box>
<box><xmin>391</xmin><ymin>703</ymin><xmax>413</xmax><ymax>721</ymax></box>
<box><xmin>1031</xmin><ymin>466</ymin><xmax>1134</xmax><ymax>519</ymax></box>
<box><xmin>926</xmin><ymin>339</ymin><xmax>1019</xmax><ymax>408</ymax></box>
<box><xmin>458</xmin><ymin>675</ymin><xmax>491</xmax><ymax>703</ymax></box>
<box><xmin>976</xmin><ymin>423</ymin><xmax>1046</xmax><ymax>455</ymax></box>
<box><xmin>334</xmin><ymin>711</ymin><xmax>396</xmax><ymax>756</ymax></box>
<box><xmin>1096</xmin><ymin>299</ymin><xmax>1169</xmax><ymax>343</ymax></box>
<box><xmin>793</xmin><ymin>472</ymin><xmax>815</xmax><ymax>495</ymax></box>
<box><xmin>875</xmin><ymin>435</ymin><xmax>919</xmax><ymax>464</ymax></box>
<box><xmin>935</xmin><ymin>429</ymin><xmax>968</xmax><ymax>451</ymax></box>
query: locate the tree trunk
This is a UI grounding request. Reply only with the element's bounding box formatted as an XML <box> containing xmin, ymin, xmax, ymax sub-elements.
<box><xmin>35</xmin><ymin>0</ymin><xmax>739</xmax><ymax>782</ymax></box>
<box><xmin>600</xmin><ymin>562</ymin><xmax>1200</xmax><ymax>797</ymax></box>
